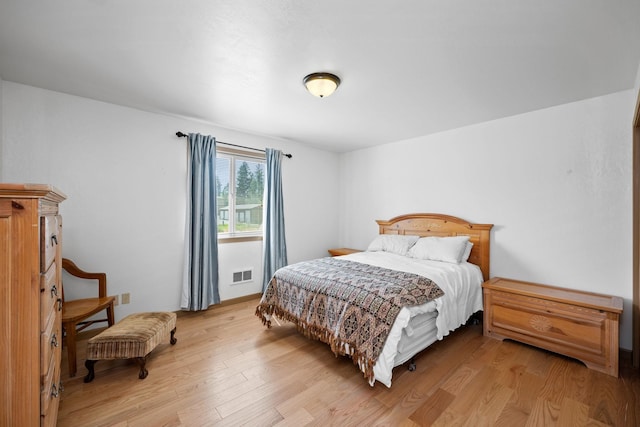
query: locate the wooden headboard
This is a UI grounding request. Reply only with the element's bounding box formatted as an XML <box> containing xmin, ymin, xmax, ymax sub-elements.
<box><xmin>376</xmin><ymin>213</ymin><xmax>493</xmax><ymax>281</ymax></box>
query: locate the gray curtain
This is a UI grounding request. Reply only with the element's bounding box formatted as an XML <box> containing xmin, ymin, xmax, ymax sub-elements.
<box><xmin>262</xmin><ymin>148</ymin><xmax>288</xmax><ymax>292</ymax></box>
<box><xmin>181</xmin><ymin>133</ymin><xmax>220</xmax><ymax>310</ymax></box>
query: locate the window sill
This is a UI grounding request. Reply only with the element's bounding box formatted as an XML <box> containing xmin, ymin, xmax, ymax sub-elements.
<box><xmin>219</xmin><ymin>235</ymin><xmax>263</xmax><ymax>244</ymax></box>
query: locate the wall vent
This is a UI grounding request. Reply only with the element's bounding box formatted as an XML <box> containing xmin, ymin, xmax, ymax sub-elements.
<box><xmin>232</xmin><ymin>269</ymin><xmax>253</xmax><ymax>284</ymax></box>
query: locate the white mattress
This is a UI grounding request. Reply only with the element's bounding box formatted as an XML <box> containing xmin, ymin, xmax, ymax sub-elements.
<box><xmin>339</xmin><ymin>251</ymin><xmax>484</xmax><ymax>387</ymax></box>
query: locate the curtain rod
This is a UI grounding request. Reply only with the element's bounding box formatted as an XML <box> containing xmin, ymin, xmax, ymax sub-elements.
<box><xmin>175</xmin><ymin>131</ymin><xmax>292</xmax><ymax>158</ymax></box>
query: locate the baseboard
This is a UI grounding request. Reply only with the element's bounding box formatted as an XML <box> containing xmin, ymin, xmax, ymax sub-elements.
<box><xmin>217</xmin><ymin>292</ymin><xmax>263</xmax><ymax>307</ymax></box>
<box><xmin>176</xmin><ymin>292</ymin><xmax>263</xmax><ymax>317</ymax></box>
<box><xmin>620</xmin><ymin>348</ymin><xmax>633</xmax><ymax>367</ymax></box>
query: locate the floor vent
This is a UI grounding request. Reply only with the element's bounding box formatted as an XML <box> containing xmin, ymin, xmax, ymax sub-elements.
<box><xmin>232</xmin><ymin>269</ymin><xmax>253</xmax><ymax>284</ymax></box>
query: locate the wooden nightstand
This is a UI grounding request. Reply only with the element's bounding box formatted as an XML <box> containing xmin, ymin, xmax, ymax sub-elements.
<box><xmin>327</xmin><ymin>248</ymin><xmax>362</xmax><ymax>257</ymax></box>
<box><xmin>482</xmin><ymin>277</ymin><xmax>623</xmax><ymax>377</ymax></box>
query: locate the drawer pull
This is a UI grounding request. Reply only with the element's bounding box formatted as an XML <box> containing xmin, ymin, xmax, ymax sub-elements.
<box><xmin>57</xmin><ymin>298</ymin><xmax>63</xmax><ymax>311</ymax></box>
<box><xmin>51</xmin><ymin>235</ymin><xmax>58</xmax><ymax>246</ymax></box>
<box><xmin>51</xmin><ymin>333</ymin><xmax>59</xmax><ymax>348</ymax></box>
<box><xmin>51</xmin><ymin>383</ymin><xmax>59</xmax><ymax>398</ymax></box>
<box><xmin>51</xmin><ymin>284</ymin><xmax>58</xmax><ymax>298</ymax></box>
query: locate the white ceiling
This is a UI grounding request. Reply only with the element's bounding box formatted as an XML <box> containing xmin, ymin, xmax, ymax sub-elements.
<box><xmin>1</xmin><ymin>1</ymin><xmax>639</xmax><ymax>153</ymax></box>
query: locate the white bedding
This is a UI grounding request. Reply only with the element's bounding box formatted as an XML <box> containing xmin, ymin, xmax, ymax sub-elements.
<box><xmin>339</xmin><ymin>251</ymin><xmax>484</xmax><ymax>387</ymax></box>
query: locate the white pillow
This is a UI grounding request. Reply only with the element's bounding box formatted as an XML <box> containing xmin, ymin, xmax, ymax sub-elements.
<box><xmin>408</xmin><ymin>236</ymin><xmax>470</xmax><ymax>264</ymax></box>
<box><xmin>461</xmin><ymin>242</ymin><xmax>473</xmax><ymax>262</ymax></box>
<box><xmin>366</xmin><ymin>235</ymin><xmax>419</xmax><ymax>256</ymax></box>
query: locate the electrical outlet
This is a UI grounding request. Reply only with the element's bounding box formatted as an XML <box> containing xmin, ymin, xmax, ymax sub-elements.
<box><xmin>113</xmin><ymin>295</ymin><xmax>119</xmax><ymax>306</ymax></box>
<box><xmin>121</xmin><ymin>293</ymin><xmax>130</xmax><ymax>304</ymax></box>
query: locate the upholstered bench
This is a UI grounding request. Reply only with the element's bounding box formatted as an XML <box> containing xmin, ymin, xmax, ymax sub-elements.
<box><xmin>84</xmin><ymin>312</ymin><xmax>177</xmax><ymax>383</ymax></box>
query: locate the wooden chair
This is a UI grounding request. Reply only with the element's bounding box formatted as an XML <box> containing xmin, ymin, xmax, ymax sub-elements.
<box><xmin>61</xmin><ymin>258</ymin><xmax>115</xmax><ymax>377</ymax></box>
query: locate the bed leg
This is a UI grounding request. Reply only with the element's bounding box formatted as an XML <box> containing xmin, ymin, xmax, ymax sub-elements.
<box><xmin>408</xmin><ymin>358</ymin><xmax>416</xmax><ymax>372</ymax></box>
<box><xmin>470</xmin><ymin>311</ymin><xmax>483</xmax><ymax>325</ymax></box>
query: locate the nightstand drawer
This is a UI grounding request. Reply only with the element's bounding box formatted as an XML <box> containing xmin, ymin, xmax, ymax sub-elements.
<box><xmin>41</xmin><ymin>215</ymin><xmax>61</xmax><ymax>273</ymax></box>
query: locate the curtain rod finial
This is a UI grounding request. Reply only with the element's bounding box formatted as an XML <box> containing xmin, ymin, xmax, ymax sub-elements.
<box><xmin>176</xmin><ymin>131</ymin><xmax>188</xmax><ymax>138</ymax></box>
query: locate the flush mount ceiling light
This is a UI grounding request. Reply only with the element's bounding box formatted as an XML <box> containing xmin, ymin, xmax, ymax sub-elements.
<box><xmin>303</xmin><ymin>72</ymin><xmax>341</xmax><ymax>98</ymax></box>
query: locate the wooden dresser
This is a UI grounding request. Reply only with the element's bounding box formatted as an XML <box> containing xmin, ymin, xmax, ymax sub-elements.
<box><xmin>483</xmin><ymin>277</ymin><xmax>623</xmax><ymax>377</ymax></box>
<box><xmin>0</xmin><ymin>184</ymin><xmax>66</xmax><ymax>426</ymax></box>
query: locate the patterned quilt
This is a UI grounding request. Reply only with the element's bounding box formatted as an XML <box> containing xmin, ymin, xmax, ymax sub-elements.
<box><xmin>255</xmin><ymin>257</ymin><xmax>444</xmax><ymax>382</ymax></box>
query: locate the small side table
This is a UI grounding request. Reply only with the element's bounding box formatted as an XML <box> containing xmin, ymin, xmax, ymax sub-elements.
<box><xmin>327</xmin><ymin>248</ymin><xmax>362</xmax><ymax>257</ymax></box>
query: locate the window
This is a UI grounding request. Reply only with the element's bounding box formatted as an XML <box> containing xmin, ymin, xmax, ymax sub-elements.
<box><xmin>215</xmin><ymin>148</ymin><xmax>266</xmax><ymax>240</ymax></box>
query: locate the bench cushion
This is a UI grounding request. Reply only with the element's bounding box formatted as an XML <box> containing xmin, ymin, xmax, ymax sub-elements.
<box><xmin>87</xmin><ymin>312</ymin><xmax>176</xmax><ymax>360</ymax></box>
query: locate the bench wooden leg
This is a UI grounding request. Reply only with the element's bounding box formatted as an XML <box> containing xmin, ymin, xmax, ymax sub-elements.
<box><xmin>84</xmin><ymin>357</ymin><xmax>150</xmax><ymax>382</ymax></box>
<box><xmin>170</xmin><ymin>327</ymin><xmax>177</xmax><ymax>345</ymax></box>
<box><xmin>135</xmin><ymin>357</ymin><xmax>148</xmax><ymax>379</ymax></box>
<box><xmin>84</xmin><ymin>360</ymin><xmax>96</xmax><ymax>383</ymax></box>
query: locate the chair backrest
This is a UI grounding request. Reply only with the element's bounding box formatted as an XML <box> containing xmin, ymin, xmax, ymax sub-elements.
<box><xmin>61</xmin><ymin>258</ymin><xmax>108</xmax><ymax>303</ymax></box>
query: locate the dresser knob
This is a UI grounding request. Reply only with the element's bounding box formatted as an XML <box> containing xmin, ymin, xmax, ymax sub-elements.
<box><xmin>51</xmin><ymin>235</ymin><xmax>58</xmax><ymax>245</ymax></box>
<box><xmin>51</xmin><ymin>383</ymin><xmax>59</xmax><ymax>398</ymax></box>
<box><xmin>51</xmin><ymin>333</ymin><xmax>59</xmax><ymax>348</ymax></box>
<box><xmin>51</xmin><ymin>284</ymin><xmax>58</xmax><ymax>298</ymax></box>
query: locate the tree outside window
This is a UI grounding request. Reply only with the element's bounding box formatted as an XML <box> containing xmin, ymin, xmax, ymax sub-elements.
<box><xmin>216</xmin><ymin>152</ymin><xmax>265</xmax><ymax>235</ymax></box>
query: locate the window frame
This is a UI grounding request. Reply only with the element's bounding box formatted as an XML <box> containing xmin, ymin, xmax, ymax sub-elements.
<box><xmin>216</xmin><ymin>146</ymin><xmax>266</xmax><ymax>244</ymax></box>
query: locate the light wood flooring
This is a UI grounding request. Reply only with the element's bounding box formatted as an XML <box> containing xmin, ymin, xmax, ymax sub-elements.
<box><xmin>57</xmin><ymin>297</ymin><xmax>639</xmax><ymax>426</ymax></box>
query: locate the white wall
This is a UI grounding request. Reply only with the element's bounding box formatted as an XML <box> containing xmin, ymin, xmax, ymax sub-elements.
<box><xmin>339</xmin><ymin>89</ymin><xmax>636</xmax><ymax>350</ymax></box>
<box><xmin>1</xmin><ymin>82</ymin><xmax>340</xmax><ymax>319</ymax></box>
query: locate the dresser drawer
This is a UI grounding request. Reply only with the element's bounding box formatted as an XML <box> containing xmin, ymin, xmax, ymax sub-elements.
<box><xmin>40</xmin><ymin>262</ymin><xmax>61</xmax><ymax>331</ymax></box>
<box><xmin>42</xmin><ymin>399</ymin><xmax>60</xmax><ymax>427</ymax></box>
<box><xmin>41</xmin><ymin>348</ymin><xmax>61</xmax><ymax>420</ymax></box>
<box><xmin>40</xmin><ymin>215</ymin><xmax>61</xmax><ymax>273</ymax></box>
<box><xmin>41</xmin><ymin>308</ymin><xmax>61</xmax><ymax>380</ymax></box>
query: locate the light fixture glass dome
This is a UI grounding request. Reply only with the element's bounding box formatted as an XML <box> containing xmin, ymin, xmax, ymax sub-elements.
<box><xmin>303</xmin><ymin>73</ymin><xmax>341</xmax><ymax>98</ymax></box>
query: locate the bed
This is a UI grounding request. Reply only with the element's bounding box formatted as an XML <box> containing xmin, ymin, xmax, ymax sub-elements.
<box><xmin>256</xmin><ymin>213</ymin><xmax>493</xmax><ymax>387</ymax></box>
